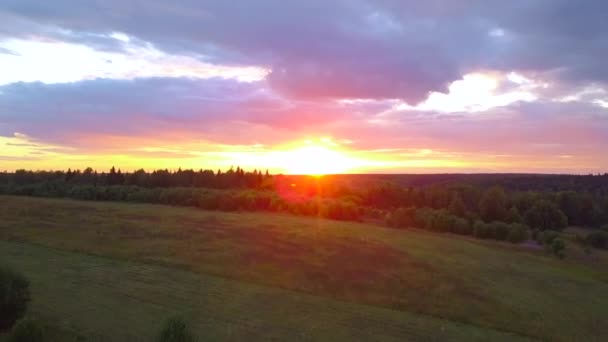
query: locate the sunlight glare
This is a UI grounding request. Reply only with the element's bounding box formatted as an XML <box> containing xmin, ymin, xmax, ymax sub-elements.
<box><xmin>283</xmin><ymin>145</ymin><xmax>357</xmax><ymax>175</ymax></box>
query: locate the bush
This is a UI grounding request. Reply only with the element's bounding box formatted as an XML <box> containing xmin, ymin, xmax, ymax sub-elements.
<box><xmin>0</xmin><ymin>266</ymin><xmax>30</xmax><ymax>331</ymax></box>
<box><xmin>6</xmin><ymin>319</ymin><xmax>44</xmax><ymax>342</ymax></box>
<box><xmin>473</xmin><ymin>221</ymin><xmax>491</xmax><ymax>239</ymax></box>
<box><xmin>429</xmin><ymin>210</ymin><xmax>451</xmax><ymax>232</ymax></box>
<box><xmin>196</xmin><ymin>191</ymin><xmax>220</xmax><ymax>210</ymax></box>
<box><xmin>413</xmin><ymin>208</ymin><xmax>434</xmax><ymax>229</ymax></box>
<box><xmin>490</xmin><ymin>221</ymin><xmax>511</xmax><ymax>241</ymax></box>
<box><xmin>410</xmin><ymin>208</ymin><xmax>470</xmax><ymax>234</ymax></box>
<box><xmin>586</xmin><ymin>231</ymin><xmax>608</xmax><ymax>249</ymax></box>
<box><xmin>386</xmin><ymin>207</ymin><xmax>416</xmax><ymax>228</ymax></box>
<box><xmin>531</xmin><ymin>229</ymin><xmax>540</xmax><ymax>242</ymax></box>
<box><xmin>507</xmin><ymin>224</ymin><xmax>529</xmax><ymax>244</ymax></box>
<box><xmin>539</xmin><ymin>230</ymin><xmax>560</xmax><ymax>246</ymax></box>
<box><xmin>452</xmin><ymin>217</ymin><xmax>473</xmax><ymax>235</ymax></box>
<box><xmin>157</xmin><ymin>317</ymin><xmax>196</xmax><ymax>342</ymax></box>
<box><xmin>550</xmin><ymin>238</ymin><xmax>566</xmax><ymax>259</ymax></box>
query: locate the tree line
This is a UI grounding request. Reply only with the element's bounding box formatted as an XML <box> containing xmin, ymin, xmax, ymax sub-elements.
<box><xmin>4</xmin><ymin>167</ymin><xmax>272</xmax><ymax>189</ymax></box>
<box><xmin>1</xmin><ymin>168</ymin><xmax>607</xmax><ymax>253</ymax></box>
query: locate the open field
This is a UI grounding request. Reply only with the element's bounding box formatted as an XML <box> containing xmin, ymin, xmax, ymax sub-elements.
<box><xmin>1</xmin><ymin>241</ymin><xmax>527</xmax><ymax>341</ymax></box>
<box><xmin>1</xmin><ymin>195</ymin><xmax>608</xmax><ymax>341</ymax></box>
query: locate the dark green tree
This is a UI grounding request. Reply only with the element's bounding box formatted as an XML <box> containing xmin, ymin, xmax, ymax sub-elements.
<box><xmin>557</xmin><ymin>191</ymin><xmax>582</xmax><ymax>225</ymax></box>
<box><xmin>479</xmin><ymin>186</ymin><xmax>508</xmax><ymax>222</ymax></box>
<box><xmin>448</xmin><ymin>194</ymin><xmax>467</xmax><ymax>217</ymax></box>
<box><xmin>550</xmin><ymin>238</ymin><xmax>566</xmax><ymax>259</ymax></box>
<box><xmin>506</xmin><ymin>207</ymin><xmax>523</xmax><ymax>224</ymax></box>
<box><xmin>586</xmin><ymin>231</ymin><xmax>608</xmax><ymax>249</ymax></box>
<box><xmin>0</xmin><ymin>266</ymin><xmax>30</xmax><ymax>331</ymax></box>
<box><xmin>6</xmin><ymin>319</ymin><xmax>44</xmax><ymax>342</ymax></box>
<box><xmin>524</xmin><ymin>200</ymin><xmax>568</xmax><ymax>231</ymax></box>
<box><xmin>157</xmin><ymin>317</ymin><xmax>196</xmax><ymax>342</ymax></box>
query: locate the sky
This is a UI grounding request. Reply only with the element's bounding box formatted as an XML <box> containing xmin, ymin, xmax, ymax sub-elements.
<box><xmin>1</xmin><ymin>1</ymin><xmax>607</xmax><ymax>174</ymax></box>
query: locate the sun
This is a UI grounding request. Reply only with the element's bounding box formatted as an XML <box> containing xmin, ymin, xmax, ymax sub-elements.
<box><xmin>283</xmin><ymin>145</ymin><xmax>357</xmax><ymax>175</ymax></box>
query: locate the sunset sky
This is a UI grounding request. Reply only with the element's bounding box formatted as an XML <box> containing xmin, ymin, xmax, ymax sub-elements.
<box><xmin>1</xmin><ymin>1</ymin><xmax>607</xmax><ymax>174</ymax></box>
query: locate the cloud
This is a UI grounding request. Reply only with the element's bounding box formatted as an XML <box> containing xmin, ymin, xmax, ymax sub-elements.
<box><xmin>2</xmin><ymin>76</ymin><xmax>606</xmax><ymax>169</ymax></box>
<box><xmin>0</xmin><ymin>77</ymin><xmax>355</xmax><ymax>150</ymax></box>
<box><xmin>3</xmin><ymin>0</ymin><xmax>608</xmax><ymax>103</ymax></box>
<box><xmin>340</xmin><ymin>99</ymin><xmax>608</xmax><ymax>158</ymax></box>
<box><xmin>1</xmin><ymin>0</ymin><xmax>608</xmax><ymax>172</ymax></box>
<box><xmin>0</xmin><ymin>38</ymin><xmax>268</xmax><ymax>86</ymax></box>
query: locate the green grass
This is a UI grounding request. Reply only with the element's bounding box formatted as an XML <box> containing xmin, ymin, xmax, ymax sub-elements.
<box><xmin>1</xmin><ymin>196</ymin><xmax>607</xmax><ymax>341</ymax></box>
<box><xmin>0</xmin><ymin>241</ymin><xmax>527</xmax><ymax>342</ymax></box>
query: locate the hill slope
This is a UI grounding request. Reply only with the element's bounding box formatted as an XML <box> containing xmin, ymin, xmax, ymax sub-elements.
<box><xmin>1</xmin><ymin>196</ymin><xmax>607</xmax><ymax>341</ymax></box>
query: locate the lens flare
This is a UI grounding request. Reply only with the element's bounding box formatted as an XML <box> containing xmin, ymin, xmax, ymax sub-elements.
<box><xmin>283</xmin><ymin>145</ymin><xmax>358</xmax><ymax>175</ymax></box>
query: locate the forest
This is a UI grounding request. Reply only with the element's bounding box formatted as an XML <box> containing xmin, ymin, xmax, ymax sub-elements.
<box><xmin>2</xmin><ymin>168</ymin><xmax>607</xmax><ymax>253</ymax></box>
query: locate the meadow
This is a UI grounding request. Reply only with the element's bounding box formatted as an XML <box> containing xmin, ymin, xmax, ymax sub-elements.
<box><xmin>1</xmin><ymin>195</ymin><xmax>608</xmax><ymax>341</ymax></box>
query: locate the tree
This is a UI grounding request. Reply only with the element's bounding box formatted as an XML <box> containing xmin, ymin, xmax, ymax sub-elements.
<box><xmin>557</xmin><ymin>191</ymin><xmax>582</xmax><ymax>225</ymax></box>
<box><xmin>473</xmin><ymin>221</ymin><xmax>491</xmax><ymax>239</ymax></box>
<box><xmin>479</xmin><ymin>186</ymin><xmax>508</xmax><ymax>222</ymax></box>
<box><xmin>386</xmin><ymin>207</ymin><xmax>416</xmax><ymax>228</ymax></box>
<box><xmin>506</xmin><ymin>207</ymin><xmax>523</xmax><ymax>224</ymax></box>
<box><xmin>157</xmin><ymin>317</ymin><xmax>196</xmax><ymax>342</ymax></box>
<box><xmin>0</xmin><ymin>266</ymin><xmax>30</xmax><ymax>331</ymax></box>
<box><xmin>507</xmin><ymin>224</ymin><xmax>529</xmax><ymax>243</ymax></box>
<box><xmin>524</xmin><ymin>200</ymin><xmax>568</xmax><ymax>231</ymax></box>
<box><xmin>426</xmin><ymin>186</ymin><xmax>450</xmax><ymax>209</ymax></box>
<box><xmin>448</xmin><ymin>194</ymin><xmax>466</xmax><ymax>217</ymax></box>
<box><xmin>586</xmin><ymin>231</ymin><xmax>608</xmax><ymax>249</ymax></box>
<box><xmin>6</xmin><ymin>319</ymin><xmax>44</xmax><ymax>342</ymax></box>
<box><xmin>550</xmin><ymin>238</ymin><xmax>566</xmax><ymax>259</ymax></box>
<box><xmin>107</xmin><ymin>166</ymin><xmax>125</xmax><ymax>186</ymax></box>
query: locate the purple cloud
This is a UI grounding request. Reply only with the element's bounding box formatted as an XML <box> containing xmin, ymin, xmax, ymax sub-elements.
<box><xmin>3</xmin><ymin>0</ymin><xmax>608</xmax><ymax>103</ymax></box>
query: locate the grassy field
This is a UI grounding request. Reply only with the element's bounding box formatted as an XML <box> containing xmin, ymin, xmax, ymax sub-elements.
<box><xmin>1</xmin><ymin>196</ymin><xmax>607</xmax><ymax>341</ymax></box>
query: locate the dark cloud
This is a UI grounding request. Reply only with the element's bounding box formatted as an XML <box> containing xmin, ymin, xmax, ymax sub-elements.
<box><xmin>0</xmin><ymin>77</ymin><xmax>353</xmax><ymax>149</ymax></box>
<box><xmin>4</xmin><ymin>1</ymin><xmax>604</xmax><ymax>102</ymax></box>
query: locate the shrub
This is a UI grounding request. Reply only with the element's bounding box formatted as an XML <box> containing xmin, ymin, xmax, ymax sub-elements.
<box><xmin>473</xmin><ymin>221</ymin><xmax>490</xmax><ymax>239</ymax></box>
<box><xmin>452</xmin><ymin>217</ymin><xmax>473</xmax><ymax>235</ymax></box>
<box><xmin>414</xmin><ymin>208</ymin><xmax>434</xmax><ymax>229</ymax></box>
<box><xmin>157</xmin><ymin>317</ymin><xmax>196</xmax><ymax>342</ymax></box>
<box><xmin>217</xmin><ymin>192</ymin><xmax>240</xmax><ymax>211</ymax></box>
<box><xmin>490</xmin><ymin>221</ymin><xmax>511</xmax><ymax>241</ymax></box>
<box><xmin>386</xmin><ymin>207</ymin><xmax>416</xmax><ymax>228</ymax></box>
<box><xmin>429</xmin><ymin>210</ymin><xmax>451</xmax><ymax>232</ymax></box>
<box><xmin>196</xmin><ymin>192</ymin><xmax>220</xmax><ymax>210</ymax></box>
<box><xmin>539</xmin><ymin>230</ymin><xmax>560</xmax><ymax>246</ymax></box>
<box><xmin>0</xmin><ymin>266</ymin><xmax>30</xmax><ymax>331</ymax></box>
<box><xmin>6</xmin><ymin>319</ymin><xmax>44</xmax><ymax>342</ymax></box>
<box><xmin>507</xmin><ymin>224</ymin><xmax>529</xmax><ymax>244</ymax></box>
<box><xmin>410</xmin><ymin>208</ymin><xmax>469</xmax><ymax>234</ymax></box>
<box><xmin>317</xmin><ymin>200</ymin><xmax>361</xmax><ymax>221</ymax></box>
<box><xmin>550</xmin><ymin>238</ymin><xmax>566</xmax><ymax>259</ymax></box>
<box><xmin>586</xmin><ymin>231</ymin><xmax>608</xmax><ymax>249</ymax></box>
